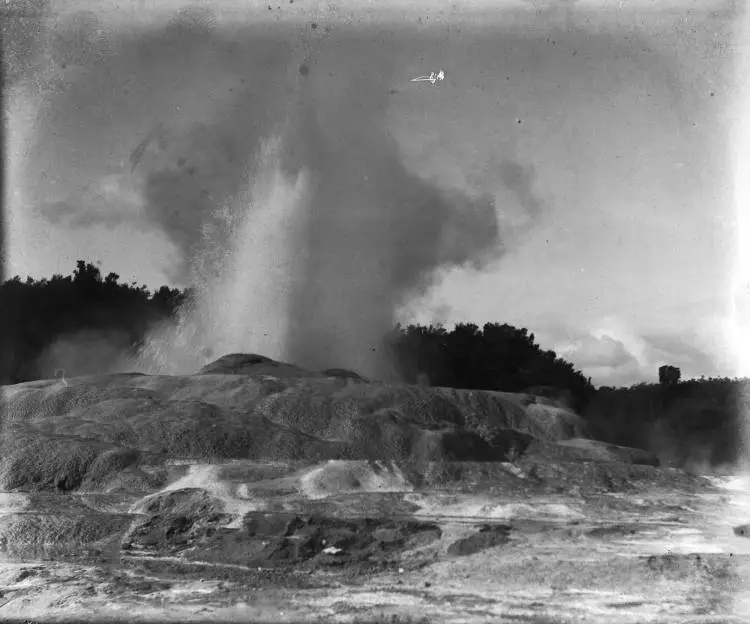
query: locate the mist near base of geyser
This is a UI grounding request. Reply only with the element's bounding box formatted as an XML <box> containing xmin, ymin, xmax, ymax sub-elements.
<box><xmin>134</xmin><ymin>136</ymin><xmax>308</xmax><ymax>376</ymax></box>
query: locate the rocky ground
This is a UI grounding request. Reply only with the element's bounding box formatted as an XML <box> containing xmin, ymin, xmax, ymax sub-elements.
<box><xmin>1</xmin><ymin>354</ymin><xmax>748</xmax><ymax>623</ymax></box>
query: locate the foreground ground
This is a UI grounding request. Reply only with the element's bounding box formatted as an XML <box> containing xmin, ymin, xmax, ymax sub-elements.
<box><xmin>1</xmin><ymin>355</ymin><xmax>748</xmax><ymax>622</ymax></box>
<box><xmin>1</xmin><ymin>459</ymin><xmax>750</xmax><ymax>623</ymax></box>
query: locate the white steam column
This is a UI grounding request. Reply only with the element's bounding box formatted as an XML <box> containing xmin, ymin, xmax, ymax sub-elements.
<box><xmin>209</xmin><ymin>136</ymin><xmax>309</xmax><ymax>361</ymax></box>
<box><xmin>134</xmin><ymin>136</ymin><xmax>309</xmax><ymax>375</ymax></box>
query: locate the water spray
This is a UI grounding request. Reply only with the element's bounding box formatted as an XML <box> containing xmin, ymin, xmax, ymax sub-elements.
<box><xmin>133</xmin><ymin>37</ymin><xmax>320</xmax><ymax>376</ymax></box>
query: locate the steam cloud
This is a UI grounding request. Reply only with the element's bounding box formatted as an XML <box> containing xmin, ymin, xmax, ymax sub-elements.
<box><xmin>125</xmin><ymin>21</ymin><xmax>504</xmax><ymax>378</ymax></box>
<box><xmin>276</xmin><ymin>36</ymin><xmax>501</xmax><ymax>377</ymax></box>
<box><xmin>29</xmin><ymin>12</ymin><xmax>533</xmax><ymax>379</ymax></box>
<box><xmin>499</xmin><ymin>161</ymin><xmax>544</xmax><ymax>221</ymax></box>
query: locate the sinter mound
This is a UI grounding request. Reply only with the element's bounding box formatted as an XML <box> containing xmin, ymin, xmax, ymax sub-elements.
<box><xmin>0</xmin><ymin>353</ymin><xmax>603</xmax><ymax>493</ymax></box>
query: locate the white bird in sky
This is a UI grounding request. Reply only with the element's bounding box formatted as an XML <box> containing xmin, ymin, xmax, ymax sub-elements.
<box><xmin>410</xmin><ymin>69</ymin><xmax>445</xmax><ymax>85</ymax></box>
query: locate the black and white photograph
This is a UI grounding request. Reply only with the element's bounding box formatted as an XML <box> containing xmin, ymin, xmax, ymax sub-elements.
<box><xmin>2</xmin><ymin>0</ymin><xmax>750</xmax><ymax>621</ymax></box>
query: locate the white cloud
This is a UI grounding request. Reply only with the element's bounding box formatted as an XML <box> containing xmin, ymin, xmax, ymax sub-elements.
<box><xmin>542</xmin><ymin>314</ymin><xmax>733</xmax><ymax>387</ymax></box>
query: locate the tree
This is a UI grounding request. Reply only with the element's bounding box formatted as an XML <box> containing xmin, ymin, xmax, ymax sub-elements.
<box><xmin>104</xmin><ymin>272</ymin><xmax>120</xmax><ymax>286</ymax></box>
<box><xmin>387</xmin><ymin>320</ymin><xmax>595</xmax><ymax>410</ymax></box>
<box><xmin>73</xmin><ymin>260</ymin><xmax>102</xmax><ymax>283</ymax></box>
<box><xmin>659</xmin><ymin>365</ymin><xmax>681</xmax><ymax>386</ymax></box>
<box><xmin>0</xmin><ymin>260</ymin><xmax>190</xmax><ymax>384</ymax></box>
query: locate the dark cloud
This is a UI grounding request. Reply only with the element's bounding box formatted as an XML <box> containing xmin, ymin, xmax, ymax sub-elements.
<box><xmin>498</xmin><ymin>160</ymin><xmax>544</xmax><ymax>221</ymax></box>
<box><xmin>129</xmin><ymin>31</ymin><xmax>296</xmax><ymax>283</ymax></box>
<box><xmin>37</xmin><ymin>200</ymin><xmax>72</xmax><ymax>225</ymax></box>
<box><xmin>276</xmin><ymin>34</ymin><xmax>501</xmax><ymax>377</ymax></box>
<box><xmin>25</xmin><ymin>18</ymin><xmax>582</xmax><ymax>379</ymax></box>
<box><xmin>103</xmin><ymin>25</ymin><xmax>504</xmax><ymax>378</ymax></box>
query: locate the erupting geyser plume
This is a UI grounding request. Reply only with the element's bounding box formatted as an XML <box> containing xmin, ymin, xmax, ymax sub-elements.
<box><xmin>137</xmin><ymin>135</ymin><xmax>309</xmax><ymax>374</ymax></box>
<box><xmin>133</xmin><ymin>25</ymin><xmax>502</xmax><ymax>379</ymax></box>
<box><xmin>10</xmin><ymin>10</ymin><xmax>506</xmax><ymax>380</ymax></box>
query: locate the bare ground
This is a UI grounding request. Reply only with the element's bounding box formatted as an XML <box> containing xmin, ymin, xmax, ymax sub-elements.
<box><xmin>1</xmin><ymin>459</ymin><xmax>749</xmax><ymax>623</ymax></box>
<box><xmin>0</xmin><ymin>363</ymin><xmax>744</xmax><ymax>622</ymax></box>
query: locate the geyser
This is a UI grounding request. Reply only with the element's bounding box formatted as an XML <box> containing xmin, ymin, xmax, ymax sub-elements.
<box><xmin>212</xmin><ymin>137</ymin><xmax>309</xmax><ymax>364</ymax></box>
<box><xmin>132</xmin><ymin>26</ymin><xmax>502</xmax><ymax>379</ymax></box>
<box><xmin>278</xmin><ymin>38</ymin><xmax>501</xmax><ymax>379</ymax></box>
<box><xmin>17</xmin><ymin>14</ymin><xmax>508</xmax><ymax>379</ymax></box>
<box><xmin>137</xmin><ymin>135</ymin><xmax>308</xmax><ymax>375</ymax></box>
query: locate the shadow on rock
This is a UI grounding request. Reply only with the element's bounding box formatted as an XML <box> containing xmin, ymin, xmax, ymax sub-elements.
<box><xmin>447</xmin><ymin>524</ymin><xmax>511</xmax><ymax>556</ymax></box>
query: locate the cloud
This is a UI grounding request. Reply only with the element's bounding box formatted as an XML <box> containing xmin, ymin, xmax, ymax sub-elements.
<box><xmin>559</xmin><ymin>334</ymin><xmax>637</xmax><ymax>369</ymax></box>
<box><xmin>553</xmin><ymin>332</ymin><xmax>639</xmax><ymax>386</ymax></box>
<box><xmin>37</xmin><ymin>175</ymin><xmax>146</xmax><ymax>230</ymax></box>
<box><xmin>86</xmin><ymin>24</ymin><xmax>506</xmax><ymax>378</ymax></box>
<box><xmin>467</xmin><ymin>153</ymin><xmax>547</xmax><ymax>237</ymax></box>
<box><xmin>498</xmin><ymin>160</ymin><xmax>545</xmax><ymax>222</ymax></box>
<box><xmin>641</xmin><ymin>332</ymin><xmax>727</xmax><ymax>380</ymax></box>
<box><xmin>276</xmin><ymin>35</ymin><xmax>503</xmax><ymax>377</ymax></box>
<box><xmin>23</xmin><ymin>15</ymin><xmax>565</xmax><ymax>379</ymax></box>
<box><xmin>548</xmin><ymin>317</ymin><xmax>732</xmax><ymax>387</ymax></box>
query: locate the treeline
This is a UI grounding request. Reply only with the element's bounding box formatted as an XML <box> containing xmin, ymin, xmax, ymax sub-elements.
<box><xmin>0</xmin><ymin>261</ymin><xmax>189</xmax><ymax>384</ymax></box>
<box><xmin>0</xmin><ymin>260</ymin><xmax>595</xmax><ymax>410</ymax></box>
<box><xmin>387</xmin><ymin>322</ymin><xmax>595</xmax><ymax>413</ymax></box>
<box><xmin>584</xmin><ymin>378</ymin><xmax>744</xmax><ymax>469</ymax></box>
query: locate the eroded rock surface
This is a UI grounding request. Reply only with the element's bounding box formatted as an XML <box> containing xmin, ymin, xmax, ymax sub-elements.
<box><xmin>0</xmin><ymin>353</ymin><xmax>591</xmax><ymax>494</ymax></box>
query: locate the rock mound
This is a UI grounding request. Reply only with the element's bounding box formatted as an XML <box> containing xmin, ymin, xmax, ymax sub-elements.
<box><xmin>322</xmin><ymin>368</ymin><xmax>370</xmax><ymax>383</ymax></box>
<box><xmin>299</xmin><ymin>460</ymin><xmax>416</xmax><ymax>499</ymax></box>
<box><xmin>196</xmin><ymin>353</ymin><xmax>325</xmax><ymax>379</ymax></box>
<box><xmin>0</xmin><ymin>352</ymin><xmax>592</xmax><ymax>494</ymax></box>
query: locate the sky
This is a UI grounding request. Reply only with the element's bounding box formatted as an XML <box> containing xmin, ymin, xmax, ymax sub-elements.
<box><xmin>3</xmin><ymin>0</ymin><xmax>742</xmax><ymax>386</ymax></box>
